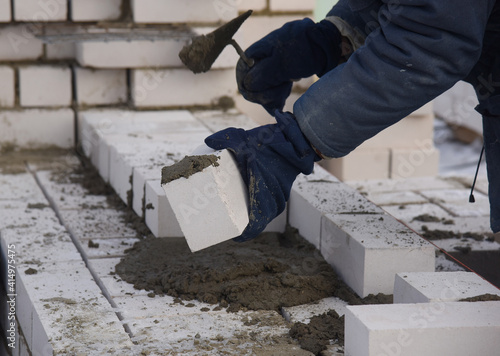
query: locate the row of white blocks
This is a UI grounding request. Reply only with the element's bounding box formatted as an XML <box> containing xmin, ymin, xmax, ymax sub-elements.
<box><xmin>80</xmin><ymin>109</ymin><xmax>435</xmax><ymax>295</ymax></box>
<box><xmin>0</xmin><ymin>172</ymin><xmax>133</xmax><ymax>354</ymax></box>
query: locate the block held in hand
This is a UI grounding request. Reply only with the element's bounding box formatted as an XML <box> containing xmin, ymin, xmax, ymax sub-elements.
<box><xmin>161</xmin><ymin>146</ymin><xmax>249</xmax><ymax>252</ymax></box>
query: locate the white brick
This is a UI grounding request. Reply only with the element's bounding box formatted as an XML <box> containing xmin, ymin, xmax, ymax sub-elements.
<box><xmin>0</xmin><ymin>66</ymin><xmax>15</xmax><ymax>108</ymax></box>
<box><xmin>0</xmin><ymin>26</ymin><xmax>44</xmax><ymax>61</ymax></box>
<box><xmin>78</xmin><ymin>109</ymin><xmax>208</xmax><ymax>181</ymax></box>
<box><xmin>46</xmin><ymin>42</ymin><xmax>75</xmax><ymax>60</ymax></box>
<box><xmin>162</xmin><ymin>148</ymin><xmax>249</xmax><ymax>251</ymax></box>
<box><xmin>320</xmin><ymin>148</ymin><xmax>391</xmax><ymax>181</ymax></box>
<box><xmin>364</xmin><ymin>190</ymin><xmax>428</xmax><ymax>206</ymax></box>
<box><xmin>270</xmin><ymin>0</ymin><xmax>315</xmax><ymax>12</ymax></box>
<box><xmin>282</xmin><ymin>297</ymin><xmax>348</xmax><ymax>323</ymax></box>
<box><xmin>71</xmin><ymin>0</ymin><xmax>122</xmax><ymax>21</ymax></box>
<box><xmin>347</xmin><ymin>176</ymin><xmax>463</xmax><ymax>194</ymax></box>
<box><xmin>381</xmin><ymin>203</ymin><xmax>451</xmax><ymax>223</ymax></box>
<box><xmin>76</xmin><ymin>68</ymin><xmax>127</xmax><ymax>106</ymax></box>
<box><xmin>0</xmin><ymin>109</ymin><xmax>74</xmax><ymax>149</ymax></box>
<box><xmin>80</xmin><ymin>237</ymin><xmax>139</xmax><ymax>258</ymax></box>
<box><xmin>0</xmin><ymin>0</ymin><xmax>11</xmax><ymax>22</ymax></box>
<box><xmin>391</xmin><ymin>146</ymin><xmax>440</xmax><ymax>179</ymax></box>
<box><xmin>59</xmin><ymin>209</ymin><xmax>137</xmax><ymax>239</ymax></box>
<box><xmin>239</xmin><ymin>16</ymin><xmax>305</xmax><ymax>49</ymax></box>
<box><xmin>145</xmin><ymin>179</ymin><xmax>183</xmax><ymax>238</ymax></box>
<box><xmin>76</xmin><ymin>38</ymin><xmax>183</xmax><ymax>68</ymax></box>
<box><xmin>345</xmin><ymin>302</ymin><xmax>500</xmax><ymax>356</ymax></box>
<box><xmin>321</xmin><ymin>213</ymin><xmax>435</xmax><ymax>297</ymax></box>
<box><xmin>290</xmin><ymin>177</ymin><xmax>383</xmax><ymax>249</ymax></box>
<box><xmin>132</xmin><ymin>69</ymin><xmax>236</xmax><ymax>107</ymax></box>
<box><xmin>132</xmin><ymin>0</ymin><xmax>237</xmax><ymax>23</ymax></box>
<box><xmin>394</xmin><ymin>272</ymin><xmax>500</xmax><ymax>304</ymax></box>
<box><xmin>263</xmin><ymin>209</ymin><xmax>287</xmax><ymax>233</ymax></box>
<box><xmin>43</xmin><ymin>24</ymin><xmax>76</xmax><ymax>59</ymax></box>
<box><xmin>419</xmin><ymin>189</ymin><xmax>490</xmax><ymax>217</ymax></box>
<box><xmin>410</xmin><ymin>101</ymin><xmax>433</xmax><ymax>117</ymax></box>
<box><xmin>19</xmin><ymin>66</ymin><xmax>72</xmax><ymax>107</ymax></box>
<box><xmin>14</xmin><ymin>0</ymin><xmax>67</xmax><ymax>21</ymax></box>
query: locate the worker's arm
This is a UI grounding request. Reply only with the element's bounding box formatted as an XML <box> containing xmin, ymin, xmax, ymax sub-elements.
<box><xmin>294</xmin><ymin>0</ymin><xmax>496</xmax><ymax>158</ymax></box>
<box><xmin>236</xmin><ymin>0</ymin><xmax>372</xmax><ymax>115</ymax></box>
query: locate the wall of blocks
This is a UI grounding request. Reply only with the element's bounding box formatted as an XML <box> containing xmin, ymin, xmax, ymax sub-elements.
<box><xmin>0</xmin><ymin>0</ymin><xmax>315</xmax><ymax>150</ymax></box>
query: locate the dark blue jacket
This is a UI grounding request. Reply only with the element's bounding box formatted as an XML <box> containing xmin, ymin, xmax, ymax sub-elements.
<box><xmin>294</xmin><ymin>0</ymin><xmax>500</xmax><ymax>158</ymax></box>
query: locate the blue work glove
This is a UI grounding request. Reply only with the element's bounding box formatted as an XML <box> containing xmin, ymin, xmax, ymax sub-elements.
<box><xmin>237</xmin><ymin>18</ymin><xmax>343</xmax><ymax>115</ymax></box>
<box><xmin>205</xmin><ymin>111</ymin><xmax>321</xmax><ymax>242</ymax></box>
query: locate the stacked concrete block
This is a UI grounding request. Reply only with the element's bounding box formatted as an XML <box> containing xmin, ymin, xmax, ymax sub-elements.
<box><xmin>71</xmin><ymin>0</ymin><xmax>123</xmax><ymax>22</ymax></box>
<box><xmin>321</xmin><ymin>213</ymin><xmax>435</xmax><ymax>297</ymax></box>
<box><xmin>14</xmin><ymin>0</ymin><xmax>67</xmax><ymax>22</ymax></box>
<box><xmin>75</xmin><ymin>68</ymin><xmax>127</xmax><ymax>106</ymax></box>
<box><xmin>320</xmin><ymin>103</ymin><xmax>439</xmax><ymax>180</ymax></box>
<box><xmin>0</xmin><ymin>67</ymin><xmax>15</xmax><ymax>108</ymax></box>
<box><xmin>0</xmin><ymin>26</ymin><xmax>44</xmax><ymax>61</ymax></box>
<box><xmin>162</xmin><ymin>148</ymin><xmax>249</xmax><ymax>252</ymax></box>
<box><xmin>345</xmin><ymin>301</ymin><xmax>500</xmax><ymax>356</ymax></box>
<box><xmin>19</xmin><ymin>66</ymin><xmax>72</xmax><ymax>107</ymax></box>
<box><xmin>131</xmin><ymin>69</ymin><xmax>237</xmax><ymax>107</ymax></box>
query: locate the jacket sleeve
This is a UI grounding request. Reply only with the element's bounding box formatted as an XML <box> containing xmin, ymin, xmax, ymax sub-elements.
<box><xmin>294</xmin><ymin>0</ymin><xmax>495</xmax><ymax>158</ymax></box>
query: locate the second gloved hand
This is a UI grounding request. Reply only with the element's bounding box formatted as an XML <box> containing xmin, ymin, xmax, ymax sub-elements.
<box><xmin>205</xmin><ymin>111</ymin><xmax>321</xmax><ymax>242</ymax></box>
<box><xmin>237</xmin><ymin>18</ymin><xmax>343</xmax><ymax>115</ymax></box>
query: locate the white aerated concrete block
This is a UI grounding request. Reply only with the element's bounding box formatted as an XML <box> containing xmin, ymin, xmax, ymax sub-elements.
<box><xmin>270</xmin><ymin>0</ymin><xmax>315</xmax><ymax>11</ymax></box>
<box><xmin>71</xmin><ymin>0</ymin><xmax>122</xmax><ymax>21</ymax></box>
<box><xmin>0</xmin><ymin>26</ymin><xmax>44</xmax><ymax>61</ymax></box>
<box><xmin>289</xmin><ymin>172</ymin><xmax>382</xmax><ymax>249</ymax></box>
<box><xmin>19</xmin><ymin>66</ymin><xmax>72</xmax><ymax>107</ymax></box>
<box><xmin>14</xmin><ymin>0</ymin><xmax>67</xmax><ymax>21</ymax></box>
<box><xmin>0</xmin><ymin>0</ymin><xmax>11</xmax><ymax>22</ymax></box>
<box><xmin>394</xmin><ymin>272</ymin><xmax>500</xmax><ymax>304</ymax></box>
<box><xmin>345</xmin><ymin>302</ymin><xmax>500</xmax><ymax>356</ymax></box>
<box><xmin>76</xmin><ymin>68</ymin><xmax>127</xmax><ymax>106</ymax></box>
<box><xmin>0</xmin><ymin>66</ymin><xmax>15</xmax><ymax>108</ymax></box>
<box><xmin>320</xmin><ymin>148</ymin><xmax>391</xmax><ymax>181</ymax></box>
<box><xmin>76</xmin><ymin>39</ymin><xmax>185</xmax><ymax>69</ymax></box>
<box><xmin>145</xmin><ymin>179</ymin><xmax>183</xmax><ymax>238</ymax></box>
<box><xmin>321</xmin><ymin>214</ymin><xmax>435</xmax><ymax>297</ymax></box>
<box><xmin>0</xmin><ymin>109</ymin><xmax>74</xmax><ymax>148</ymax></box>
<box><xmin>132</xmin><ymin>0</ymin><xmax>237</xmax><ymax>23</ymax></box>
<box><xmin>132</xmin><ymin>69</ymin><xmax>236</xmax><ymax>107</ymax></box>
<box><xmin>162</xmin><ymin>148</ymin><xmax>249</xmax><ymax>251</ymax></box>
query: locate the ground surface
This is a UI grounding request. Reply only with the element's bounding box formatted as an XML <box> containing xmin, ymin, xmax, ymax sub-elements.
<box><xmin>1</xmin><ymin>141</ymin><xmax>499</xmax><ymax>355</ymax></box>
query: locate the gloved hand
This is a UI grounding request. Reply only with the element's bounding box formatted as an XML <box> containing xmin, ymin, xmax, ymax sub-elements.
<box><xmin>205</xmin><ymin>111</ymin><xmax>321</xmax><ymax>242</ymax></box>
<box><xmin>237</xmin><ymin>18</ymin><xmax>343</xmax><ymax>115</ymax></box>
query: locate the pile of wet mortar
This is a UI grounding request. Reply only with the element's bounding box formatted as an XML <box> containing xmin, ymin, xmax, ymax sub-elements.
<box><xmin>116</xmin><ymin>229</ymin><xmax>391</xmax><ymax>354</ymax></box>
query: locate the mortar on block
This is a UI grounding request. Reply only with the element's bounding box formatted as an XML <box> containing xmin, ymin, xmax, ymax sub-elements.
<box><xmin>161</xmin><ymin>145</ymin><xmax>249</xmax><ymax>252</ymax></box>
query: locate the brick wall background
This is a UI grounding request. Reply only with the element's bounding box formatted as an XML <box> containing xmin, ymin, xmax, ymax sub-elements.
<box><xmin>0</xmin><ymin>0</ymin><xmax>438</xmax><ymax>180</ymax></box>
<box><xmin>0</xmin><ymin>0</ymin><xmax>315</xmax><ymax>150</ymax></box>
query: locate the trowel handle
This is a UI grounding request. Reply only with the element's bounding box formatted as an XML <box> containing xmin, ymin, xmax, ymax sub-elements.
<box><xmin>230</xmin><ymin>39</ymin><xmax>255</xmax><ymax>68</ymax></box>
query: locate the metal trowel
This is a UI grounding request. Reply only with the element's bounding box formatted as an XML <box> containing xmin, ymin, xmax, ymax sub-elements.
<box><xmin>179</xmin><ymin>10</ymin><xmax>254</xmax><ymax>73</ymax></box>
